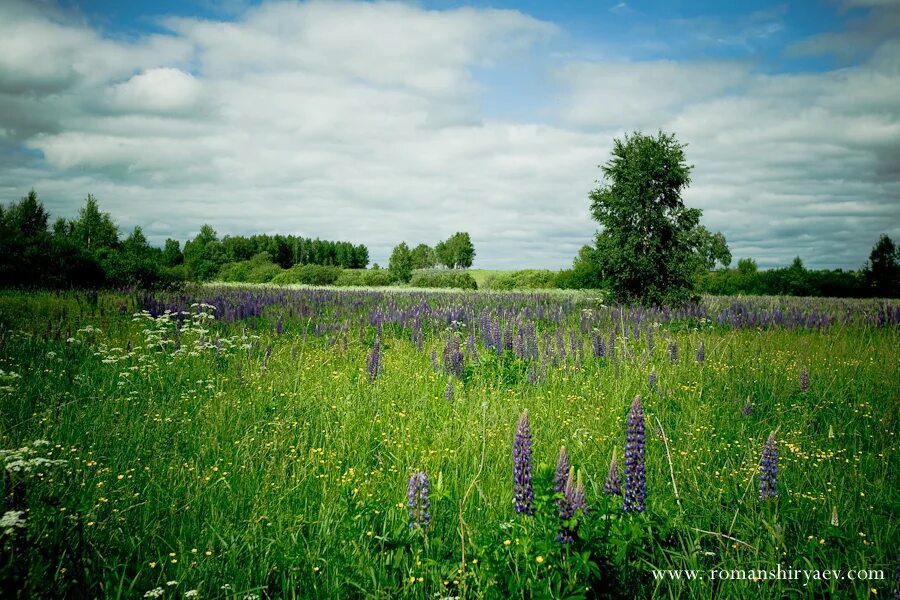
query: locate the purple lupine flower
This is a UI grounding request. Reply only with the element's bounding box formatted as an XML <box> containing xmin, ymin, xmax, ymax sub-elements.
<box><xmin>443</xmin><ymin>335</ymin><xmax>465</xmax><ymax>379</ymax></box>
<box><xmin>366</xmin><ymin>337</ymin><xmax>381</xmax><ymax>382</ymax></box>
<box><xmin>623</xmin><ymin>396</ymin><xmax>646</xmax><ymax>513</ymax></box>
<box><xmin>513</xmin><ymin>330</ymin><xmax>525</xmax><ymax>359</ymax></box>
<box><xmin>668</xmin><ymin>341</ymin><xmax>678</xmax><ymax>364</ymax></box>
<box><xmin>513</xmin><ymin>411</ymin><xmax>535</xmax><ymax>516</ymax></box>
<box><xmin>504</xmin><ymin>321</ymin><xmax>514</xmax><ymax>352</ymax></box>
<box><xmin>604</xmin><ymin>450</ymin><xmax>621</xmax><ymax>496</ymax></box>
<box><xmin>430</xmin><ymin>348</ymin><xmax>439</xmax><ymax>371</ymax></box>
<box><xmin>696</xmin><ymin>341</ymin><xmax>705</xmax><ymax>363</ymax></box>
<box><xmin>445</xmin><ymin>379</ymin><xmax>454</xmax><ymax>403</ymax></box>
<box><xmin>799</xmin><ymin>368</ymin><xmax>809</xmax><ymax>392</ymax></box>
<box><xmin>759</xmin><ymin>431</ymin><xmax>778</xmax><ymax>501</ymax></box>
<box><xmin>557</xmin><ymin>468</ymin><xmax>588</xmax><ymax>543</ymax></box>
<box><xmin>556</xmin><ymin>329</ymin><xmax>567</xmax><ymax>361</ymax></box>
<box><xmin>556</xmin><ymin>467</ymin><xmax>577</xmax><ymax>543</ymax></box>
<box><xmin>646</xmin><ymin>326</ymin><xmax>654</xmax><ymax>352</ymax></box>
<box><xmin>554</xmin><ymin>446</ymin><xmax>570</xmax><ymax>496</ymax></box>
<box><xmin>525</xmin><ymin>322</ymin><xmax>538</xmax><ymax>359</ymax></box>
<box><xmin>526</xmin><ymin>367</ymin><xmax>537</xmax><ymax>385</ymax></box>
<box><xmin>406</xmin><ymin>470</ymin><xmax>431</xmax><ymax>529</ymax></box>
<box><xmin>648</xmin><ymin>371</ymin><xmax>657</xmax><ymax>391</ymax></box>
<box><xmin>466</xmin><ymin>331</ymin><xmax>478</xmax><ymax>362</ymax></box>
<box><xmin>592</xmin><ymin>332</ymin><xmax>605</xmax><ymax>358</ymax></box>
<box><xmin>742</xmin><ymin>400</ymin><xmax>753</xmax><ymax>416</ymax></box>
<box><xmin>608</xmin><ymin>331</ymin><xmax>616</xmax><ymax>361</ymax></box>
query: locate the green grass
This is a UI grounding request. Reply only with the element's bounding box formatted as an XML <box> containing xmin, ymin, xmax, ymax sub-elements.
<box><xmin>0</xmin><ymin>289</ymin><xmax>898</xmax><ymax>599</ymax></box>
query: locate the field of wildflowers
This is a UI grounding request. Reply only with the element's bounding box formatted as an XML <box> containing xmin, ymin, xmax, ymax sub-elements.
<box><xmin>0</xmin><ymin>287</ymin><xmax>898</xmax><ymax>599</ymax></box>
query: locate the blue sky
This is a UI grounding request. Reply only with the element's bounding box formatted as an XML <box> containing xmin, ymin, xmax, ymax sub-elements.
<box><xmin>1</xmin><ymin>0</ymin><xmax>898</xmax><ymax>269</ymax></box>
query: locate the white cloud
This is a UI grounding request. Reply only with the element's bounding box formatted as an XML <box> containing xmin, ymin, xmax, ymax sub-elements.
<box><xmin>0</xmin><ymin>0</ymin><xmax>898</xmax><ymax>270</ymax></box>
<box><xmin>107</xmin><ymin>68</ymin><xmax>202</xmax><ymax>114</ymax></box>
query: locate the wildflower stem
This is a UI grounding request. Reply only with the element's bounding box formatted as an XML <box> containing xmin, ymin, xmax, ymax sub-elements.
<box><xmin>654</xmin><ymin>415</ymin><xmax>680</xmax><ymax>505</ymax></box>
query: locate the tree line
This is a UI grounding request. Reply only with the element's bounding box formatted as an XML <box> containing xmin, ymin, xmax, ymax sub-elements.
<box><xmin>0</xmin><ymin>191</ymin><xmax>370</xmax><ymax>289</ymax></box>
<box><xmin>387</xmin><ymin>233</ymin><xmax>476</xmax><ymax>283</ymax></box>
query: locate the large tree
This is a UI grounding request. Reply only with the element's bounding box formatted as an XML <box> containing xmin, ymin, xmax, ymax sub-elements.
<box><xmin>436</xmin><ymin>232</ymin><xmax>476</xmax><ymax>269</ymax></box>
<box><xmin>410</xmin><ymin>243</ymin><xmax>437</xmax><ymax>269</ymax></box>
<box><xmin>863</xmin><ymin>234</ymin><xmax>900</xmax><ymax>297</ymax></box>
<box><xmin>589</xmin><ymin>130</ymin><xmax>728</xmax><ymax>305</ymax></box>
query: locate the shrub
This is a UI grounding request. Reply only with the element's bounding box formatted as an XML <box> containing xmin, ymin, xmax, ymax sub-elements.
<box><xmin>409</xmin><ymin>269</ymin><xmax>477</xmax><ymax>290</ymax></box>
<box><xmin>218</xmin><ymin>253</ymin><xmax>283</xmax><ymax>284</ymax></box>
<box><xmin>336</xmin><ymin>269</ymin><xmax>395</xmax><ymax>287</ymax></box>
<box><xmin>272</xmin><ymin>264</ymin><xmax>342</xmax><ymax>286</ymax></box>
<box><xmin>482</xmin><ymin>270</ymin><xmax>558</xmax><ymax>290</ymax></box>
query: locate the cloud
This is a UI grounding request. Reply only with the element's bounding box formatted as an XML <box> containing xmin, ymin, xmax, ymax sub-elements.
<box><xmin>0</xmin><ymin>0</ymin><xmax>898</xmax><ymax>270</ymax></box>
<box><xmin>107</xmin><ymin>68</ymin><xmax>202</xmax><ymax>114</ymax></box>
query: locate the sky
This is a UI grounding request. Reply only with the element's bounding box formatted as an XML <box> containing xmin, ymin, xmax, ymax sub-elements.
<box><xmin>1</xmin><ymin>0</ymin><xmax>898</xmax><ymax>269</ymax></box>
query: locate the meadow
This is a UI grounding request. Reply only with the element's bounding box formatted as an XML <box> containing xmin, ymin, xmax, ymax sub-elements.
<box><xmin>0</xmin><ymin>287</ymin><xmax>898</xmax><ymax>599</ymax></box>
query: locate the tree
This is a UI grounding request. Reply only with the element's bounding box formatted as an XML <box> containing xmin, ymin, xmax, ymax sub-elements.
<box><xmin>72</xmin><ymin>194</ymin><xmax>119</xmax><ymax>253</ymax></box>
<box><xmin>588</xmin><ymin>130</ymin><xmax>728</xmax><ymax>305</ymax></box>
<box><xmin>863</xmin><ymin>234</ymin><xmax>900</xmax><ymax>297</ymax></box>
<box><xmin>436</xmin><ymin>232</ymin><xmax>476</xmax><ymax>269</ymax></box>
<box><xmin>162</xmin><ymin>239</ymin><xmax>184</xmax><ymax>267</ymax></box>
<box><xmin>736</xmin><ymin>257</ymin><xmax>758</xmax><ymax>276</ymax></box>
<box><xmin>410</xmin><ymin>243</ymin><xmax>437</xmax><ymax>269</ymax></box>
<box><xmin>183</xmin><ymin>225</ymin><xmax>226</xmax><ymax>281</ymax></box>
<box><xmin>389</xmin><ymin>242</ymin><xmax>413</xmax><ymax>283</ymax></box>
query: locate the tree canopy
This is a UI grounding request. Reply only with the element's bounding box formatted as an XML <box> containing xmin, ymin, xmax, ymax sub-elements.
<box><xmin>589</xmin><ymin>130</ymin><xmax>729</xmax><ymax>305</ymax></box>
<box><xmin>435</xmin><ymin>232</ymin><xmax>475</xmax><ymax>269</ymax></box>
<box><xmin>863</xmin><ymin>234</ymin><xmax>900</xmax><ymax>297</ymax></box>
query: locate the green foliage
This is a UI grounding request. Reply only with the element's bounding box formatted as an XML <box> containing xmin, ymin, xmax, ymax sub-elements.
<box><xmin>435</xmin><ymin>232</ymin><xmax>476</xmax><ymax>269</ymax></box>
<box><xmin>700</xmin><ymin>258</ymin><xmax>868</xmax><ymax>297</ymax></box>
<box><xmin>410</xmin><ymin>244</ymin><xmax>437</xmax><ymax>269</ymax></box>
<box><xmin>0</xmin><ymin>192</ymin><xmax>181</xmax><ymax>289</ymax></box>
<box><xmin>409</xmin><ymin>270</ymin><xmax>478</xmax><ymax>289</ymax></box>
<box><xmin>481</xmin><ymin>269</ymin><xmax>559</xmax><ymax>290</ymax></box>
<box><xmin>218</xmin><ymin>253</ymin><xmax>284</xmax><ymax>283</ymax></box>
<box><xmin>71</xmin><ymin>194</ymin><xmax>119</xmax><ymax>253</ymax></box>
<box><xmin>161</xmin><ymin>239</ymin><xmax>184</xmax><ymax>267</ymax></box>
<box><xmin>183</xmin><ymin>225</ymin><xmax>227</xmax><ymax>282</ymax></box>
<box><xmin>863</xmin><ymin>234</ymin><xmax>900</xmax><ymax>297</ymax></box>
<box><xmin>589</xmin><ymin>130</ymin><xmax>729</xmax><ymax>306</ymax></box>
<box><xmin>389</xmin><ymin>242</ymin><xmax>414</xmax><ymax>283</ymax></box>
<box><xmin>271</xmin><ymin>264</ymin><xmax>342</xmax><ymax>285</ymax></box>
<box><xmin>335</xmin><ymin>269</ymin><xmax>394</xmax><ymax>287</ymax></box>
<box><xmin>556</xmin><ymin>245</ymin><xmax>605</xmax><ymax>289</ymax></box>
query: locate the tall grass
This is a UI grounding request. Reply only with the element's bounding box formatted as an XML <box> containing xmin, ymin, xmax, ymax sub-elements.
<box><xmin>0</xmin><ymin>289</ymin><xmax>897</xmax><ymax>599</ymax></box>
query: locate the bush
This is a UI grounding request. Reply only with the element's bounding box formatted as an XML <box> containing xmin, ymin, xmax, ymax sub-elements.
<box><xmin>481</xmin><ymin>269</ymin><xmax>558</xmax><ymax>290</ymax></box>
<box><xmin>335</xmin><ymin>269</ymin><xmax>395</xmax><ymax>287</ymax></box>
<box><xmin>409</xmin><ymin>269</ymin><xmax>477</xmax><ymax>290</ymax></box>
<box><xmin>218</xmin><ymin>253</ymin><xmax>284</xmax><ymax>284</ymax></box>
<box><xmin>272</xmin><ymin>264</ymin><xmax>342</xmax><ymax>286</ymax></box>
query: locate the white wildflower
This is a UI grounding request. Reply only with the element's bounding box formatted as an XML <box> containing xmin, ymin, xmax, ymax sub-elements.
<box><xmin>143</xmin><ymin>587</ymin><xmax>164</xmax><ymax>598</ymax></box>
<box><xmin>1</xmin><ymin>510</ymin><xmax>26</xmax><ymax>535</ymax></box>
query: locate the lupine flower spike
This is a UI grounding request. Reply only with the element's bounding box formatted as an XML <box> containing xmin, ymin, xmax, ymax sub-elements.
<box><xmin>406</xmin><ymin>471</ymin><xmax>430</xmax><ymax>529</ymax></box>
<box><xmin>554</xmin><ymin>446</ymin><xmax>569</xmax><ymax>497</ymax></box>
<box><xmin>557</xmin><ymin>467</ymin><xmax>588</xmax><ymax>544</ymax></box>
<box><xmin>604</xmin><ymin>448</ymin><xmax>621</xmax><ymax>496</ymax></box>
<box><xmin>799</xmin><ymin>368</ymin><xmax>809</xmax><ymax>392</ymax></box>
<box><xmin>513</xmin><ymin>411</ymin><xmax>535</xmax><ymax>516</ymax></box>
<box><xmin>623</xmin><ymin>396</ymin><xmax>646</xmax><ymax>513</ymax></box>
<box><xmin>759</xmin><ymin>431</ymin><xmax>778</xmax><ymax>501</ymax></box>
